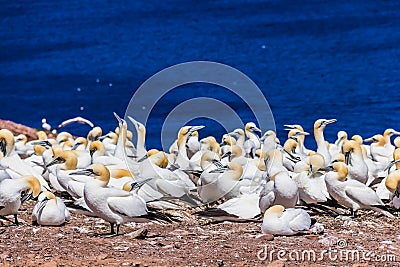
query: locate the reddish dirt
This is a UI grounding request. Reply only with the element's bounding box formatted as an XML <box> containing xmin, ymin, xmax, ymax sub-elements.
<box><xmin>1</xmin><ymin>202</ymin><xmax>399</xmax><ymax>267</ymax></box>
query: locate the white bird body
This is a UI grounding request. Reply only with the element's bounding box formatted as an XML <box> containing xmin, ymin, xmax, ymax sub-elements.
<box><xmin>137</xmin><ymin>150</ymin><xmax>193</xmax><ymax>200</ymax></box>
<box><xmin>197</xmin><ymin>151</ymin><xmax>223</xmax><ymax>203</ymax></box>
<box><xmin>0</xmin><ymin>154</ymin><xmax>50</xmax><ymax>191</ymax></box>
<box><xmin>261</xmin><ymin>205</ymin><xmax>312</xmax><ymax>236</ymax></box>
<box><xmin>0</xmin><ymin>176</ymin><xmax>41</xmax><ymax>223</ymax></box>
<box><xmin>343</xmin><ymin>141</ymin><xmax>369</xmax><ymax>184</ymax></box>
<box><xmin>218</xmin><ymin>192</ymin><xmax>261</xmax><ymax>219</ymax></box>
<box><xmin>265</xmin><ymin>149</ymin><xmax>288</xmax><ymax>178</ymax></box>
<box><xmin>313</xmin><ymin>119</ymin><xmax>336</xmax><ymax>166</ymax></box>
<box><xmin>32</xmin><ymin>191</ymin><xmax>70</xmax><ymax>226</ymax></box>
<box><xmin>128</xmin><ymin>116</ymin><xmax>147</xmax><ymax>159</ymax></box>
<box><xmin>80</xmin><ymin>164</ymin><xmax>148</xmax><ymax>235</ymax></box>
<box><xmin>259</xmin><ymin>171</ymin><xmax>298</xmax><ymax>213</ymax></box>
<box><xmin>324</xmin><ymin>162</ymin><xmax>393</xmax><ymax>217</ymax></box>
<box><xmin>243</xmin><ymin>122</ymin><xmax>261</xmax><ymax>158</ymax></box>
<box><xmin>293</xmin><ymin>171</ymin><xmax>328</xmax><ymax>204</ymax></box>
<box><xmin>186</xmin><ymin>132</ymin><xmax>201</xmax><ymax>159</ymax></box>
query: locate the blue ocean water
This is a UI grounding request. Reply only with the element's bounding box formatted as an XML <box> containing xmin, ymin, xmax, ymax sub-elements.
<box><xmin>0</xmin><ymin>0</ymin><xmax>399</xmax><ymax>149</ymax></box>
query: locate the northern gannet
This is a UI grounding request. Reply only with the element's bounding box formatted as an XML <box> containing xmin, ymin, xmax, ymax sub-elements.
<box><xmin>259</xmin><ymin>171</ymin><xmax>299</xmax><ymax>212</ymax></box>
<box><xmin>261</xmin><ymin>205</ymin><xmax>323</xmax><ymax>236</ymax></box>
<box><xmin>78</xmin><ymin>164</ymin><xmax>149</xmax><ymax>237</ymax></box>
<box><xmin>32</xmin><ymin>191</ymin><xmax>70</xmax><ymax>226</ymax></box>
<box><xmin>313</xmin><ymin>119</ymin><xmax>336</xmax><ymax>166</ymax></box>
<box><xmin>174</xmin><ymin>126</ymin><xmax>205</xmax><ymax>169</ymax></box>
<box><xmin>128</xmin><ymin>116</ymin><xmax>147</xmax><ymax>159</ymax></box>
<box><xmin>323</xmin><ymin>162</ymin><xmax>393</xmax><ymax>217</ymax></box>
<box><xmin>342</xmin><ymin>140</ymin><xmax>369</xmax><ymax>184</ymax></box>
<box><xmin>0</xmin><ymin>175</ymin><xmax>41</xmax><ymax>224</ymax></box>
<box><xmin>243</xmin><ymin>122</ymin><xmax>261</xmax><ymax>158</ymax></box>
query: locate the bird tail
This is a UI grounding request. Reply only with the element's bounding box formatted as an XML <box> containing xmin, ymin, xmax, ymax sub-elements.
<box><xmin>370</xmin><ymin>206</ymin><xmax>395</xmax><ymax>218</ymax></box>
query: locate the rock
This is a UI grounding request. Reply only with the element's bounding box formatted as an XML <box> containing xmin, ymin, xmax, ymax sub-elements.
<box><xmin>127</xmin><ymin>228</ymin><xmax>148</xmax><ymax>239</ymax></box>
<box><xmin>255</xmin><ymin>234</ymin><xmax>274</xmax><ymax>241</ymax></box>
<box><xmin>0</xmin><ymin>119</ymin><xmax>38</xmax><ymax>140</ymax></box>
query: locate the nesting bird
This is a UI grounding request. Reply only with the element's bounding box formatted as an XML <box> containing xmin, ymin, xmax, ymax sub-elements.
<box><xmin>1</xmin><ymin>114</ymin><xmax>399</xmax><ymax>238</ymax></box>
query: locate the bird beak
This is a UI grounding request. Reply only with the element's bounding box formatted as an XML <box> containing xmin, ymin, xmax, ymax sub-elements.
<box><xmin>37</xmin><ymin>197</ymin><xmax>49</xmax><ymax>213</ymax></box>
<box><xmin>211</xmin><ymin>159</ymin><xmax>224</xmax><ymax>168</ymax></box>
<box><xmin>131</xmin><ymin>178</ymin><xmax>152</xmax><ymax>189</ymax></box>
<box><xmin>318</xmin><ymin>166</ymin><xmax>334</xmax><ymax>172</ymax></box>
<box><xmin>46</xmin><ymin>157</ymin><xmax>64</xmax><ymax>168</ymax></box>
<box><xmin>284</xmin><ymin>150</ymin><xmax>301</xmax><ymax>163</ymax></box>
<box><xmin>0</xmin><ymin>139</ymin><xmax>6</xmax><ymax>156</ymax></box>
<box><xmin>298</xmin><ymin>131</ymin><xmax>309</xmax><ymax>136</ymax></box>
<box><xmin>127</xmin><ymin>116</ymin><xmax>139</xmax><ymax>127</ymax></box>
<box><xmin>363</xmin><ymin>137</ymin><xmax>374</xmax><ymax>143</ymax></box>
<box><xmin>335</xmin><ymin>136</ymin><xmax>344</xmax><ymax>145</ymax></box>
<box><xmin>31</xmin><ymin>140</ymin><xmax>52</xmax><ymax>147</ymax></box>
<box><xmin>384</xmin><ymin>159</ymin><xmax>400</xmax><ymax>171</ymax></box>
<box><xmin>325</xmin><ymin>119</ymin><xmax>337</xmax><ymax>125</ymax></box>
<box><xmin>98</xmin><ymin>135</ymin><xmax>107</xmax><ymax>141</ymax></box>
<box><xmin>283</xmin><ymin>124</ymin><xmax>296</xmax><ymax>129</ymax></box>
<box><xmin>70</xmin><ymin>169</ymin><xmax>95</xmax><ymax>176</ymax></box>
<box><xmin>113</xmin><ymin>112</ymin><xmax>123</xmax><ymax>124</ymax></box>
<box><xmin>137</xmin><ymin>154</ymin><xmax>148</xmax><ymax>162</ymax></box>
<box><xmin>221</xmin><ymin>152</ymin><xmax>231</xmax><ymax>159</ymax></box>
<box><xmin>344</xmin><ymin>151</ymin><xmax>351</xmax><ymax>165</ymax></box>
<box><xmin>71</xmin><ymin>143</ymin><xmax>79</xmax><ymax>150</ymax></box>
<box><xmin>21</xmin><ymin>192</ymin><xmax>33</xmax><ymax>204</ymax></box>
<box><xmin>253</xmin><ymin>127</ymin><xmax>262</xmax><ymax>133</ymax></box>
<box><xmin>189</xmin><ymin>126</ymin><xmax>205</xmax><ymax>135</ymax></box>
<box><xmin>393</xmin><ymin>130</ymin><xmax>400</xmax><ymax>136</ymax></box>
<box><xmin>209</xmin><ymin>165</ymin><xmax>229</xmax><ymax>173</ymax></box>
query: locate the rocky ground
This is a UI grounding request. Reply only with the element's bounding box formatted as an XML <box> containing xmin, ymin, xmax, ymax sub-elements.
<box><xmin>0</xmin><ymin>121</ymin><xmax>399</xmax><ymax>266</ymax></box>
<box><xmin>0</xmin><ymin>202</ymin><xmax>399</xmax><ymax>267</ymax></box>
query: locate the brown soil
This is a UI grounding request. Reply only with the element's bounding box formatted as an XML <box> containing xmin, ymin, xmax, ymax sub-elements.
<box><xmin>0</xmin><ymin>120</ymin><xmax>38</xmax><ymax>140</ymax></box>
<box><xmin>0</xmin><ymin>202</ymin><xmax>399</xmax><ymax>267</ymax></box>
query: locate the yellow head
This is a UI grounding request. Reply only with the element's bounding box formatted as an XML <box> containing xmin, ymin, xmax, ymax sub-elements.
<box><xmin>351</xmin><ymin>135</ymin><xmax>363</xmax><ymax>144</ymax></box>
<box><xmin>38</xmin><ymin>191</ymin><xmax>57</xmax><ymax>202</ymax></box>
<box><xmin>245</xmin><ymin>122</ymin><xmax>261</xmax><ymax>137</ymax></box>
<box><xmin>89</xmin><ymin>140</ymin><xmax>105</xmax><ymax>157</ymax></box>
<box><xmin>221</xmin><ymin>134</ymin><xmax>236</xmax><ymax>146</ymax></box>
<box><xmin>332</xmin><ymin>162</ymin><xmax>348</xmax><ymax>182</ymax></box>
<box><xmin>394</xmin><ymin>137</ymin><xmax>400</xmax><ymax>149</ymax></box>
<box><xmin>283</xmin><ymin>139</ymin><xmax>297</xmax><ymax>154</ymax></box>
<box><xmin>87</xmin><ymin>127</ymin><xmax>103</xmax><ymax>142</ymax></box>
<box><xmin>313</xmin><ymin>119</ymin><xmax>336</xmax><ymax>131</ymax></box>
<box><xmin>47</xmin><ymin>150</ymin><xmax>78</xmax><ymax>170</ymax></box>
<box><xmin>37</xmin><ymin>131</ymin><xmax>48</xmax><ymax>140</ymax></box>
<box><xmin>264</xmin><ymin>205</ymin><xmax>285</xmax><ymax>216</ymax></box>
<box><xmin>15</xmin><ymin>134</ymin><xmax>28</xmax><ymax>144</ymax></box>
<box><xmin>331</xmin><ymin>153</ymin><xmax>345</xmax><ymax>163</ymax></box>
<box><xmin>34</xmin><ymin>145</ymin><xmax>46</xmax><ymax>156</ymax></box>
<box><xmin>0</xmin><ymin>129</ymin><xmax>15</xmax><ymax>156</ymax></box>
<box><xmin>91</xmin><ymin>164</ymin><xmax>110</xmax><ymax>184</ymax></box>
<box><xmin>386</xmin><ymin>170</ymin><xmax>400</xmax><ymax>196</ymax></box>
<box><xmin>22</xmin><ymin>176</ymin><xmax>41</xmax><ymax>199</ymax></box>
<box><xmin>309</xmin><ymin>153</ymin><xmax>325</xmax><ymax>172</ymax></box>
<box><xmin>111</xmin><ymin>169</ymin><xmax>133</xmax><ymax>179</ymax></box>
<box><xmin>72</xmin><ymin>137</ymin><xmax>88</xmax><ymax>150</ymax></box>
<box><xmin>56</xmin><ymin>132</ymin><xmax>72</xmax><ymax>144</ymax></box>
<box><xmin>227</xmin><ymin>162</ymin><xmax>243</xmax><ymax>181</ymax></box>
<box><xmin>126</xmin><ymin>130</ymin><xmax>133</xmax><ymax>141</ymax></box>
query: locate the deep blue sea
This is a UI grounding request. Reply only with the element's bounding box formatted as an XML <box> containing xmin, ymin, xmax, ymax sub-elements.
<box><xmin>1</xmin><ymin>0</ymin><xmax>399</xmax><ymax>149</ymax></box>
